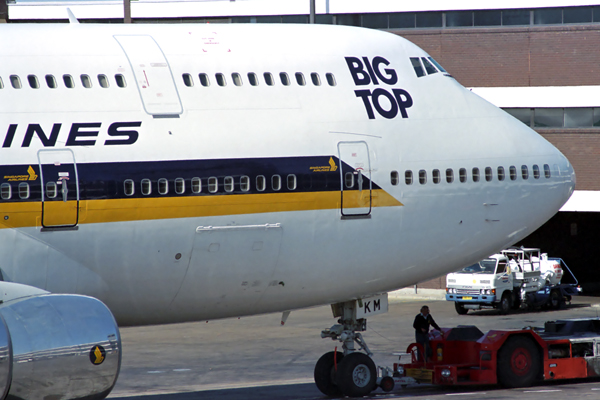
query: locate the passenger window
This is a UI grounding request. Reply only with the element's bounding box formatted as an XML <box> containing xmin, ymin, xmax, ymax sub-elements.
<box><xmin>98</xmin><ymin>74</ymin><xmax>109</xmax><ymax>88</ymax></box>
<box><xmin>0</xmin><ymin>77</ymin><xmax>3</xmax><ymax>89</ymax></box>
<box><xmin>510</xmin><ymin>166</ymin><xmax>517</xmax><ymax>181</ymax></box>
<box><xmin>287</xmin><ymin>174</ymin><xmax>297</xmax><ymax>190</ymax></box>
<box><xmin>124</xmin><ymin>179</ymin><xmax>134</xmax><ymax>196</ymax></box>
<box><xmin>272</xmin><ymin>175</ymin><xmax>282</xmax><ymax>191</ymax></box>
<box><xmin>175</xmin><ymin>178</ymin><xmax>185</xmax><ymax>194</ymax></box>
<box><xmin>522</xmin><ymin>165</ymin><xmax>529</xmax><ymax>180</ymax></box>
<box><xmin>421</xmin><ymin>57</ymin><xmax>438</xmax><ymax>74</ymax></box>
<box><xmin>279</xmin><ymin>73</ymin><xmax>290</xmax><ymax>86</ymax></box>
<box><xmin>405</xmin><ymin>170</ymin><xmax>413</xmax><ymax>185</ymax></box>
<box><xmin>18</xmin><ymin>182</ymin><xmax>29</xmax><ymax>199</ymax></box>
<box><xmin>240</xmin><ymin>176</ymin><xmax>250</xmax><ymax>192</ymax></box>
<box><xmin>485</xmin><ymin>167</ymin><xmax>493</xmax><ymax>182</ymax></box>
<box><xmin>247</xmin><ymin>73</ymin><xmax>259</xmax><ymax>86</ymax></box>
<box><xmin>419</xmin><ymin>169</ymin><xmax>427</xmax><ymax>184</ymax></box>
<box><xmin>432</xmin><ymin>169</ymin><xmax>440</xmax><ymax>184</ymax></box>
<box><xmin>311</xmin><ymin>73</ymin><xmax>321</xmax><ymax>86</ymax></box>
<box><xmin>232</xmin><ymin>73</ymin><xmax>242</xmax><ymax>86</ymax></box>
<box><xmin>199</xmin><ymin>73</ymin><xmax>210</xmax><ymax>87</ymax></box>
<box><xmin>390</xmin><ymin>170</ymin><xmax>399</xmax><ymax>185</ymax></box>
<box><xmin>191</xmin><ymin>177</ymin><xmax>202</xmax><ymax>193</ymax></box>
<box><xmin>459</xmin><ymin>168</ymin><xmax>467</xmax><ymax>183</ymax></box>
<box><xmin>326</xmin><ymin>73</ymin><xmax>336</xmax><ymax>86</ymax></box>
<box><xmin>216</xmin><ymin>73</ymin><xmax>226</xmax><ymax>87</ymax></box>
<box><xmin>46</xmin><ymin>181</ymin><xmax>57</xmax><ymax>199</ymax></box>
<box><xmin>224</xmin><ymin>176</ymin><xmax>234</xmax><ymax>192</ymax></box>
<box><xmin>10</xmin><ymin>75</ymin><xmax>22</xmax><ymax>89</ymax></box>
<box><xmin>141</xmin><ymin>179</ymin><xmax>151</xmax><ymax>195</ymax></box>
<box><xmin>446</xmin><ymin>168</ymin><xmax>454</xmax><ymax>183</ymax></box>
<box><xmin>410</xmin><ymin>58</ymin><xmax>425</xmax><ymax>77</ymax></box>
<box><xmin>81</xmin><ymin>74</ymin><xmax>92</xmax><ymax>88</ymax></box>
<box><xmin>46</xmin><ymin>75</ymin><xmax>57</xmax><ymax>89</ymax></box>
<box><xmin>264</xmin><ymin>73</ymin><xmax>275</xmax><ymax>86</ymax></box>
<box><xmin>472</xmin><ymin>167</ymin><xmax>480</xmax><ymax>182</ymax></box>
<box><xmin>28</xmin><ymin>75</ymin><xmax>39</xmax><ymax>89</ymax></box>
<box><xmin>544</xmin><ymin>164</ymin><xmax>551</xmax><ymax>178</ymax></box>
<box><xmin>533</xmin><ymin>164</ymin><xmax>540</xmax><ymax>179</ymax></box>
<box><xmin>208</xmin><ymin>177</ymin><xmax>218</xmax><ymax>193</ymax></box>
<box><xmin>63</xmin><ymin>74</ymin><xmax>75</xmax><ymax>88</ymax></box>
<box><xmin>0</xmin><ymin>183</ymin><xmax>11</xmax><ymax>200</ymax></box>
<box><xmin>498</xmin><ymin>166</ymin><xmax>505</xmax><ymax>181</ymax></box>
<box><xmin>115</xmin><ymin>74</ymin><xmax>127</xmax><ymax>88</ymax></box>
<box><xmin>345</xmin><ymin>172</ymin><xmax>354</xmax><ymax>188</ymax></box>
<box><xmin>295</xmin><ymin>73</ymin><xmax>306</xmax><ymax>86</ymax></box>
<box><xmin>256</xmin><ymin>175</ymin><xmax>266</xmax><ymax>191</ymax></box>
<box><xmin>158</xmin><ymin>178</ymin><xmax>168</xmax><ymax>195</ymax></box>
<box><xmin>182</xmin><ymin>73</ymin><xmax>194</xmax><ymax>87</ymax></box>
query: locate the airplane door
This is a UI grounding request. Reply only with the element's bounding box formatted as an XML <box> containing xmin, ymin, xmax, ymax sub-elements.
<box><xmin>38</xmin><ymin>149</ymin><xmax>79</xmax><ymax>228</ymax></box>
<box><xmin>114</xmin><ymin>35</ymin><xmax>183</xmax><ymax>117</ymax></box>
<box><xmin>338</xmin><ymin>141</ymin><xmax>372</xmax><ymax>217</ymax></box>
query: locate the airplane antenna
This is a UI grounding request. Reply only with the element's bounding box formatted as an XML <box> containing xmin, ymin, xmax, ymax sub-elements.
<box><xmin>66</xmin><ymin>8</ymin><xmax>79</xmax><ymax>24</ymax></box>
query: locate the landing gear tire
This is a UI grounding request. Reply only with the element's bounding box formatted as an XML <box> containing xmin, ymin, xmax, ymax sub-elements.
<box><xmin>499</xmin><ymin>293</ymin><xmax>511</xmax><ymax>315</ymax></box>
<box><xmin>549</xmin><ymin>290</ymin><xmax>561</xmax><ymax>310</ymax></box>
<box><xmin>497</xmin><ymin>336</ymin><xmax>541</xmax><ymax>388</ymax></box>
<box><xmin>455</xmin><ymin>302</ymin><xmax>468</xmax><ymax>315</ymax></box>
<box><xmin>337</xmin><ymin>352</ymin><xmax>377</xmax><ymax>397</ymax></box>
<box><xmin>314</xmin><ymin>351</ymin><xmax>344</xmax><ymax>397</ymax></box>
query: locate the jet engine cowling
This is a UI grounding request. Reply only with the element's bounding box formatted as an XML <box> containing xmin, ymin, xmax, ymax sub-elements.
<box><xmin>0</xmin><ymin>284</ymin><xmax>121</xmax><ymax>400</ymax></box>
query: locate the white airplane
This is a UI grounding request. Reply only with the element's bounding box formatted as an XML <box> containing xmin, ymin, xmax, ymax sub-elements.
<box><xmin>0</xmin><ymin>18</ymin><xmax>574</xmax><ymax>399</ymax></box>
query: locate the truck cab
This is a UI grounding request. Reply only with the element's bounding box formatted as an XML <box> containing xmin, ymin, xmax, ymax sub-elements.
<box><xmin>446</xmin><ymin>254</ymin><xmax>514</xmax><ymax>314</ymax></box>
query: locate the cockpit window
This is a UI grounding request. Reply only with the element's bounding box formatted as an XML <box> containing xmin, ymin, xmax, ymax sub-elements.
<box><xmin>428</xmin><ymin>57</ymin><xmax>447</xmax><ymax>73</ymax></box>
<box><xmin>410</xmin><ymin>57</ymin><xmax>425</xmax><ymax>77</ymax></box>
<box><xmin>421</xmin><ymin>57</ymin><xmax>438</xmax><ymax>74</ymax></box>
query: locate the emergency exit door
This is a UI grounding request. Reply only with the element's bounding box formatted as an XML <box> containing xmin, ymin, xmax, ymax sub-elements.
<box><xmin>338</xmin><ymin>141</ymin><xmax>372</xmax><ymax>217</ymax></box>
<box><xmin>114</xmin><ymin>35</ymin><xmax>183</xmax><ymax>117</ymax></box>
<box><xmin>38</xmin><ymin>149</ymin><xmax>79</xmax><ymax>228</ymax></box>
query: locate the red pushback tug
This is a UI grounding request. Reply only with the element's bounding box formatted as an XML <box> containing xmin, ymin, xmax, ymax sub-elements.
<box><xmin>379</xmin><ymin>318</ymin><xmax>600</xmax><ymax>391</ymax></box>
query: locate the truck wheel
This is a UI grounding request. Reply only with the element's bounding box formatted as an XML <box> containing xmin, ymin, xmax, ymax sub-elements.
<box><xmin>337</xmin><ymin>352</ymin><xmax>377</xmax><ymax>397</ymax></box>
<box><xmin>497</xmin><ymin>336</ymin><xmax>541</xmax><ymax>387</ymax></box>
<box><xmin>499</xmin><ymin>293</ymin><xmax>511</xmax><ymax>315</ymax></box>
<box><xmin>549</xmin><ymin>290</ymin><xmax>561</xmax><ymax>310</ymax></box>
<box><xmin>455</xmin><ymin>302</ymin><xmax>468</xmax><ymax>315</ymax></box>
<box><xmin>314</xmin><ymin>351</ymin><xmax>344</xmax><ymax>396</ymax></box>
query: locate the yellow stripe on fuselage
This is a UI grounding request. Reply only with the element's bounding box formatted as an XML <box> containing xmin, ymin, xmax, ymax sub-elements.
<box><xmin>0</xmin><ymin>189</ymin><xmax>403</xmax><ymax>229</ymax></box>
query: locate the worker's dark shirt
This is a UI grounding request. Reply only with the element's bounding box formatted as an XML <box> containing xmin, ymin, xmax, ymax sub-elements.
<box><xmin>413</xmin><ymin>313</ymin><xmax>441</xmax><ymax>334</ymax></box>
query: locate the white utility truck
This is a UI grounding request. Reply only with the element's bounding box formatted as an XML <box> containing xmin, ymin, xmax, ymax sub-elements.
<box><xmin>446</xmin><ymin>248</ymin><xmax>580</xmax><ymax>315</ymax></box>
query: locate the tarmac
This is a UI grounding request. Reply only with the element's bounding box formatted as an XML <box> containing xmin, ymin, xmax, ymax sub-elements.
<box><xmin>108</xmin><ymin>289</ymin><xmax>600</xmax><ymax>399</ymax></box>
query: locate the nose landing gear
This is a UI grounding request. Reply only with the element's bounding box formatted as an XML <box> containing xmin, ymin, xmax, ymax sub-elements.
<box><xmin>316</xmin><ymin>300</ymin><xmax>377</xmax><ymax>397</ymax></box>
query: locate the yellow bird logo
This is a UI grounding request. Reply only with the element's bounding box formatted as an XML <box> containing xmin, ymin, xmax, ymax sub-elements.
<box><xmin>90</xmin><ymin>345</ymin><xmax>106</xmax><ymax>365</ymax></box>
<box><xmin>27</xmin><ymin>166</ymin><xmax>38</xmax><ymax>181</ymax></box>
<box><xmin>328</xmin><ymin>157</ymin><xmax>338</xmax><ymax>172</ymax></box>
